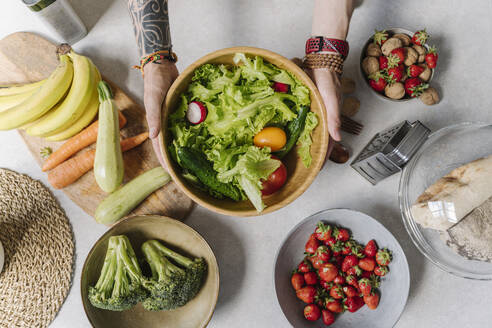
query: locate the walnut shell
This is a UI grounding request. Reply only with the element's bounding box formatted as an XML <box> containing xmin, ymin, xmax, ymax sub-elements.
<box><xmin>362</xmin><ymin>56</ymin><xmax>379</xmax><ymax>75</ymax></box>
<box><xmin>419</xmin><ymin>87</ymin><xmax>440</xmax><ymax>105</ymax></box>
<box><xmin>341</xmin><ymin>96</ymin><xmax>360</xmax><ymax>117</ymax></box>
<box><xmin>394</xmin><ymin>33</ymin><xmax>411</xmax><ymax>46</ymax></box>
<box><xmin>384</xmin><ymin>82</ymin><xmax>405</xmax><ymax>99</ymax></box>
<box><xmin>413</xmin><ymin>44</ymin><xmax>426</xmax><ymax>63</ymax></box>
<box><xmin>404</xmin><ymin>47</ymin><xmax>418</xmax><ymax>66</ymax></box>
<box><xmin>419</xmin><ymin>64</ymin><xmax>432</xmax><ymax>81</ymax></box>
<box><xmin>341</xmin><ymin>77</ymin><xmax>356</xmax><ymax>94</ymax></box>
<box><xmin>381</xmin><ymin>37</ymin><xmax>403</xmax><ymax>56</ymax></box>
<box><xmin>418</xmin><ymin>54</ymin><xmax>425</xmax><ymax>63</ymax></box>
<box><xmin>366</xmin><ymin>43</ymin><xmax>382</xmax><ymax>57</ymax></box>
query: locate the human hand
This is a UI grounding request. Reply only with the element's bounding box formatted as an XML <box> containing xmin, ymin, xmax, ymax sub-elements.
<box><xmin>143</xmin><ymin>60</ymin><xmax>179</xmax><ymax>168</ymax></box>
<box><xmin>306</xmin><ymin>68</ymin><xmax>342</xmax><ymax>156</ymax></box>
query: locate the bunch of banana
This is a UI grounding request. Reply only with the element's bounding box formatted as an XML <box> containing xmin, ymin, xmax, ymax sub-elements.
<box><xmin>0</xmin><ymin>51</ymin><xmax>102</xmax><ymax>141</ymax></box>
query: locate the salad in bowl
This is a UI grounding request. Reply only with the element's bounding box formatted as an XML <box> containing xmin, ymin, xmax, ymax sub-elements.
<box><xmin>162</xmin><ymin>48</ymin><xmax>328</xmax><ymax>215</ymax></box>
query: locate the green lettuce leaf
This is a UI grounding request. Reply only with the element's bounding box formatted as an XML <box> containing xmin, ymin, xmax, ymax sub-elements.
<box><xmin>297</xmin><ymin>111</ymin><xmax>318</xmax><ymax>168</ymax></box>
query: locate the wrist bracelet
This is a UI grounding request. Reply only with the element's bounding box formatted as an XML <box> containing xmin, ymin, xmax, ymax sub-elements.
<box><xmin>133</xmin><ymin>50</ymin><xmax>178</xmax><ymax>75</ymax></box>
<box><xmin>303</xmin><ymin>53</ymin><xmax>344</xmax><ymax>75</ymax></box>
<box><xmin>306</xmin><ymin>36</ymin><xmax>349</xmax><ymax>60</ymax></box>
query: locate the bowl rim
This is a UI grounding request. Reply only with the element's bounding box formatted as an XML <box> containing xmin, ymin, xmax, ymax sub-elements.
<box><xmin>398</xmin><ymin>122</ymin><xmax>492</xmax><ymax>280</ymax></box>
<box><xmin>273</xmin><ymin>208</ymin><xmax>410</xmax><ymax>327</ymax></box>
<box><xmin>359</xmin><ymin>27</ymin><xmax>434</xmax><ymax>102</ymax></box>
<box><xmin>80</xmin><ymin>214</ymin><xmax>220</xmax><ymax>327</ymax></box>
<box><xmin>158</xmin><ymin>46</ymin><xmax>329</xmax><ymax>217</ymax></box>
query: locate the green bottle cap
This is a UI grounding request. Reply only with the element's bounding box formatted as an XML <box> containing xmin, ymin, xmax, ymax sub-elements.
<box><xmin>23</xmin><ymin>0</ymin><xmax>57</xmax><ymax>12</ymax></box>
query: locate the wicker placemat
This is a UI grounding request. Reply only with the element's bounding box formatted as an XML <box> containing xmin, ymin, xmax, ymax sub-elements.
<box><xmin>0</xmin><ymin>169</ymin><xmax>74</xmax><ymax>328</ymax></box>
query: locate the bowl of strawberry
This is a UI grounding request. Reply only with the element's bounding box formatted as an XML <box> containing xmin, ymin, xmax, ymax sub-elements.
<box><xmin>274</xmin><ymin>209</ymin><xmax>410</xmax><ymax>327</ymax></box>
<box><xmin>360</xmin><ymin>28</ymin><xmax>440</xmax><ymax>105</ymax></box>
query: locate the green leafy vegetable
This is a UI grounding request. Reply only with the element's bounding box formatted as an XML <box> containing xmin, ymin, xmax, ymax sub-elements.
<box><xmin>168</xmin><ymin>53</ymin><xmax>317</xmax><ymax>211</ymax></box>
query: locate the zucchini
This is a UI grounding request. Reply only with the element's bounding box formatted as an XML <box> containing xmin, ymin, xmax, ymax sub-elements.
<box><xmin>177</xmin><ymin>147</ymin><xmax>242</xmax><ymax>201</ymax></box>
<box><xmin>94</xmin><ymin>81</ymin><xmax>124</xmax><ymax>193</ymax></box>
<box><xmin>95</xmin><ymin>167</ymin><xmax>171</xmax><ymax>225</ymax></box>
<box><xmin>274</xmin><ymin>105</ymin><xmax>309</xmax><ymax>158</ymax></box>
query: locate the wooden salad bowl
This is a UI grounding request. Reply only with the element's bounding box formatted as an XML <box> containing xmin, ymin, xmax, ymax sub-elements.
<box><xmin>159</xmin><ymin>47</ymin><xmax>329</xmax><ymax>217</ymax></box>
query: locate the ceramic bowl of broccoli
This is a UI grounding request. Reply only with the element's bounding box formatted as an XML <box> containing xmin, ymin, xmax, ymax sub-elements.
<box><xmin>81</xmin><ymin>215</ymin><xmax>219</xmax><ymax>328</ymax></box>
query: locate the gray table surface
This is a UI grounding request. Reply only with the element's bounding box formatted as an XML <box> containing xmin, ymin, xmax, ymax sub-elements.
<box><xmin>1</xmin><ymin>0</ymin><xmax>491</xmax><ymax>327</ymax></box>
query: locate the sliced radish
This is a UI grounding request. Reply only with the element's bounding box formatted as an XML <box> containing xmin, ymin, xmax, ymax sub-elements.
<box><xmin>187</xmin><ymin>101</ymin><xmax>207</xmax><ymax>124</ymax></box>
<box><xmin>273</xmin><ymin>82</ymin><xmax>289</xmax><ymax>93</ymax></box>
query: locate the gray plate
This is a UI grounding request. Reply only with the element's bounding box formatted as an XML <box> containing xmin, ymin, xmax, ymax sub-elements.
<box><xmin>274</xmin><ymin>209</ymin><xmax>410</xmax><ymax>328</ymax></box>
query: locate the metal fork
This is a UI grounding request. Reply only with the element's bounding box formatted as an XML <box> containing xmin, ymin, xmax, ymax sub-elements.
<box><xmin>340</xmin><ymin>115</ymin><xmax>363</xmax><ymax>135</ymax></box>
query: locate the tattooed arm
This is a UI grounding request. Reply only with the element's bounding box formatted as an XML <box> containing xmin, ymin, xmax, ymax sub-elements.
<box><xmin>128</xmin><ymin>0</ymin><xmax>178</xmax><ymax>168</ymax></box>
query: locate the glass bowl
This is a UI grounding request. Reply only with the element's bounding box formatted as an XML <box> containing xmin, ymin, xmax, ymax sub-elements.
<box><xmin>399</xmin><ymin>122</ymin><xmax>492</xmax><ymax>280</ymax></box>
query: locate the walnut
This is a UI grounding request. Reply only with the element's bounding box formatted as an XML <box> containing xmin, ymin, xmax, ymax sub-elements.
<box><xmin>393</xmin><ymin>33</ymin><xmax>411</xmax><ymax>46</ymax></box>
<box><xmin>341</xmin><ymin>96</ymin><xmax>360</xmax><ymax>117</ymax></box>
<box><xmin>419</xmin><ymin>64</ymin><xmax>432</xmax><ymax>81</ymax></box>
<box><xmin>362</xmin><ymin>56</ymin><xmax>379</xmax><ymax>75</ymax></box>
<box><xmin>366</xmin><ymin>43</ymin><xmax>382</xmax><ymax>57</ymax></box>
<box><xmin>404</xmin><ymin>47</ymin><xmax>418</xmax><ymax>66</ymax></box>
<box><xmin>341</xmin><ymin>77</ymin><xmax>356</xmax><ymax>94</ymax></box>
<box><xmin>381</xmin><ymin>37</ymin><xmax>403</xmax><ymax>56</ymax></box>
<box><xmin>384</xmin><ymin>82</ymin><xmax>405</xmax><ymax>99</ymax></box>
<box><xmin>419</xmin><ymin>87</ymin><xmax>440</xmax><ymax>105</ymax></box>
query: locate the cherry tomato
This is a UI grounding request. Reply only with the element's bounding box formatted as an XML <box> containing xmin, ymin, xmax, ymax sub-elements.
<box><xmin>254</xmin><ymin>127</ymin><xmax>286</xmax><ymax>151</ymax></box>
<box><xmin>261</xmin><ymin>159</ymin><xmax>287</xmax><ymax>195</ymax></box>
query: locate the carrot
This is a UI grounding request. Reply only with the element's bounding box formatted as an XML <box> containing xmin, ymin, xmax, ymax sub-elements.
<box><xmin>47</xmin><ymin>132</ymin><xmax>148</xmax><ymax>189</ymax></box>
<box><xmin>42</xmin><ymin>111</ymin><xmax>127</xmax><ymax>172</ymax></box>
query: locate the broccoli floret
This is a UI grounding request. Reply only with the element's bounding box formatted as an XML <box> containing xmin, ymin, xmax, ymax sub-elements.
<box><xmin>88</xmin><ymin>235</ymin><xmax>147</xmax><ymax>311</ymax></box>
<box><xmin>141</xmin><ymin>240</ymin><xmax>207</xmax><ymax>311</ymax></box>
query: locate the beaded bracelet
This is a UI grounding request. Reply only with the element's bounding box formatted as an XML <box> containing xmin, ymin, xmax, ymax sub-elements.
<box><xmin>132</xmin><ymin>50</ymin><xmax>178</xmax><ymax>75</ymax></box>
<box><xmin>303</xmin><ymin>53</ymin><xmax>344</xmax><ymax>75</ymax></box>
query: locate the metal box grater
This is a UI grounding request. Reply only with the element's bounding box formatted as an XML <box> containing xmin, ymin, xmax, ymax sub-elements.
<box><xmin>351</xmin><ymin>120</ymin><xmax>431</xmax><ymax>185</ymax></box>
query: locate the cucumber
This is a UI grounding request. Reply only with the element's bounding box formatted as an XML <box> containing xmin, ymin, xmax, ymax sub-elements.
<box><xmin>94</xmin><ymin>81</ymin><xmax>124</xmax><ymax>193</ymax></box>
<box><xmin>274</xmin><ymin>105</ymin><xmax>309</xmax><ymax>158</ymax></box>
<box><xmin>177</xmin><ymin>147</ymin><xmax>242</xmax><ymax>201</ymax></box>
<box><xmin>95</xmin><ymin>167</ymin><xmax>171</xmax><ymax>225</ymax></box>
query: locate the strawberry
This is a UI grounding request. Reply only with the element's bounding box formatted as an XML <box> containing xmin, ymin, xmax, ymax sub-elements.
<box><xmin>358</xmin><ymin>257</ymin><xmax>376</xmax><ymax>272</ymax></box>
<box><xmin>344</xmin><ymin>296</ymin><xmax>365</xmax><ymax>313</ymax></box>
<box><xmin>350</xmin><ymin>242</ymin><xmax>364</xmax><ymax>258</ymax></box>
<box><xmin>364</xmin><ymin>291</ymin><xmax>380</xmax><ymax>310</ymax></box>
<box><xmin>298</xmin><ymin>259</ymin><xmax>312</xmax><ymax>273</ymax></box>
<box><xmin>376</xmin><ymin>248</ymin><xmax>392</xmax><ymax>266</ymax></box>
<box><xmin>342</xmin><ymin>285</ymin><xmax>358</xmax><ymax>297</ymax></box>
<box><xmin>331</xmin><ymin>254</ymin><xmax>344</xmax><ymax>268</ymax></box>
<box><xmin>304</xmin><ymin>271</ymin><xmax>318</xmax><ymax>285</ymax></box>
<box><xmin>404</xmin><ymin>77</ymin><xmax>429</xmax><ymax>97</ymax></box>
<box><xmin>407</xmin><ymin>64</ymin><xmax>425</xmax><ymax>78</ymax></box>
<box><xmin>322</xmin><ymin>309</ymin><xmax>336</xmax><ymax>325</ymax></box>
<box><xmin>364</xmin><ymin>240</ymin><xmax>378</xmax><ymax>258</ymax></box>
<box><xmin>316</xmin><ymin>246</ymin><xmax>331</xmax><ymax>262</ymax></box>
<box><xmin>425</xmin><ymin>46</ymin><xmax>438</xmax><ymax>68</ymax></box>
<box><xmin>319</xmin><ymin>263</ymin><xmax>338</xmax><ymax>282</ymax></box>
<box><xmin>412</xmin><ymin>29</ymin><xmax>429</xmax><ymax>46</ymax></box>
<box><xmin>387</xmin><ymin>65</ymin><xmax>404</xmax><ymax>83</ymax></box>
<box><xmin>305</xmin><ymin>234</ymin><xmax>320</xmax><ymax>254</ymax></box>
<box><xmin>315</xmin><ymin>222</ymin><xmax>332</xmax><ymax>241</ymax></box>
<box><xmin>373</xmin><ymin>29</ymin><xmax>388</xmax><ymax>45</ymax></box>
<box><xmin>291</xmin><ymin>272</ymin><xmax>305</xmax><ymax>290</ymax></box>
<box><xmin>304</xmin><ymin>304</ymin><xmax>321</xmax><ymax>321</ymax></box>
<box><xmin>326</xmin><ymin>298</ymin><xmax>343</xmax><ymax>313</ymax></box>
<box><xmin>378</xmin><ymin>56</ymin><xmax>388</xmax><ymax>70</ymax></box>
<box><xmin>347</xmin><ymin>265</ymin><xmax>362</xmax><ymax>276</ymax></box>
<box><xmin>360</xmin><ymin>270</ymin><xmax>373</xmax><ymax>279</ymax></box>
<box><xmin>296</xmin><ymin>286</ymin><xmax>317</xmax><ymax>303</ymax></box>
<box><xmin>368</xmin><ymin>71</ymin><xmax>387</xmax><ymax>93</ymax></box>
<box><xmin>341</xmin><ymin>255</ymin><xmax>358</xmax><ymax>272</ymax></box>
<box><xmin>329</xmin><ymin>284</ymin><xmax>344</xmax><ymax>299</ymax></box>
<box><xmin>358</xmin><ymin>278</ymin><xmax>372</xmax><ymax>296</ymax></box>
<box><xmin>333</xmin><ymin>274</ymin><xmax>345</xmax><ymax>285</ymax></box>
<box><xmin>309</xmin><ymin>255</ymin><xmax>324</xmax><ymax>270</ymax></box>
<box><xmin>342</xmin><ymin>243</ymin><xmax>352</xmax><ymax>255</ymax></box>
<box><xmin>320</xmin><ymin>280</ymin><xmax>333</xmax><ymax>291</ymax></box>
<box><xmin>273</xmin><ymin>81</ymin><xmax>289</xmax><ymax>93</ymax></box>
<box><xmin>374</xmin><ymin>265</ymin><xmax>389</xmax><ymax>276</ymax></box>
<box><xmin>324</xmin><ymin>236</ymin><xmax>337</xmax><ymax>247</ymax></box>
<box><xmin>346</xmin><ymin>275</ymin><xmax>358</xmax><ymax>288</ymax></box>
<box><xmin>334</xmin><ymin>227</ymin><xmax>350</xmax><ymax>242</ymax></box>
<box><xmin>390</xmin><ymin>47</ymin><xmax>405</xmax><ymax>64</ymax></box>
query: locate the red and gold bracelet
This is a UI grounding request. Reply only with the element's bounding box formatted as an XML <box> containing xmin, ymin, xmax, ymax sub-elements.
<box><xmin>304</xmin><ymin>37</ymin><xmax>348</xmax><ymax>74</ymax></box>
<box><xmin>132</xmin><ymin>50</ymin><xmax>178</xmax><ymax>75</ymax></box>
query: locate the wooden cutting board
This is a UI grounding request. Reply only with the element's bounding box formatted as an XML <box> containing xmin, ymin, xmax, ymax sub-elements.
<box><xmin>0</xmin><ymin>32</ymin><xmax>194</xmax><ymax>221</ymax></box>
